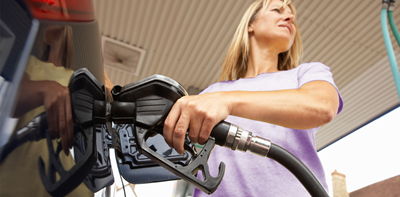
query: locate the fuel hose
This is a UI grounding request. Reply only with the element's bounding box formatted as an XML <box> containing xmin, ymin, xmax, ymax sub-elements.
<box><xmin>382</xmin><ymin>0</ymin><xmax>400</xmax><ymax>100</ymax></box>
<box><xmin>388</xmin><ymin>0</ymin><xmax>400</xmax><ymax>46</ymax></box>
<box><xmin>210</xmin><ymin>121</ymin><xmax>329</xmax><ymax>197</ymax></box>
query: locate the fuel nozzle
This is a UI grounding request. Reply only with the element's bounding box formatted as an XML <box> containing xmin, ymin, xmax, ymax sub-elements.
<box><xmin>389</xmin><ymin>0</ymin><xmax>396</xmax><ymax>11</ymax></box>
<box><xmin>211</xmin><ymin>121</ymin><xmax>271</xmax><ymax>157</ymax></box>
<box><xmin>383</xmin><ymin>0</ymin><xmax>390</xmax><ymax>9</ymax></box>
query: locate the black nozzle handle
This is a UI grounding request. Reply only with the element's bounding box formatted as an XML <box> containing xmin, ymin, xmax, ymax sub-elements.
<box><xmin>135</xmin><ymin>127</ymin><xmax>225</xmax><ymax>194</ymax></box>
<box><xmin>111</xmin><ymin>101</ymin><xmax>136</xmax><ymax>124</ymax></box>
<box><xmin>210</xmin><ymin>121</ymin><xmax>231</xmax><ymax>146</ymax></box>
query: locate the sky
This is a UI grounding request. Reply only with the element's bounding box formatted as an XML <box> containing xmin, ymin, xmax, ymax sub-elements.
<box><xmin>318</xmin><ymin>106</ymin><xmax>400</xmax><ymax>195</ymax></box>
<box><xmin>106</xmin><ymin>106</ymin><xmax>400</xmax><ymax>197</ymax></box>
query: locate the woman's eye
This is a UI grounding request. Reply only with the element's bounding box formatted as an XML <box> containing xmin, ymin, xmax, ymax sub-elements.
<box><xmin>273</xmin><ymin>9</ymin><xmax>280</xmax><ymax>13</ymax></box>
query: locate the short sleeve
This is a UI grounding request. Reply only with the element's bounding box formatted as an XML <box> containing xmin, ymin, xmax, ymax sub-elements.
<box><xmin>298</xmin><ymin>62</ymin><xmax>344</xmax><ymax>114</ymax></box>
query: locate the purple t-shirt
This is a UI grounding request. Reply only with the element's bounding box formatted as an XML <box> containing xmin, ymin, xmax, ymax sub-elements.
<box><xmin>193</xmin><ymin>62</ymin><xmax>343</xmax><ymax>197</ymax></box>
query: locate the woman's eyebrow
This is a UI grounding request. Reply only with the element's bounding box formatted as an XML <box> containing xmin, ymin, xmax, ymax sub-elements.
<box><xmin>269</xmin><ymin>4</ymin><xmax>282</xmax><ymax>9</ymax></box>
<box><xmin>280</xmin><ymin>4</ymin><xmax>293</xmax><ymax>14</ymax></box>
<box><xmin>269</xmin><ymin>2</ymin><xmax>289</xmax><ymax>10</ymax></box>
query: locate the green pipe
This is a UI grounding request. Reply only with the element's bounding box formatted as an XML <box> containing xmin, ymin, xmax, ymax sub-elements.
<box><xmin>388</xmin><ymin>11</ymin><xmax>400</xmax><ymax>47</ymax></box>
<box><xmin>381</xmin><ymin>7</ymin><xmax>400</xmax><ymax>101</ymax></box>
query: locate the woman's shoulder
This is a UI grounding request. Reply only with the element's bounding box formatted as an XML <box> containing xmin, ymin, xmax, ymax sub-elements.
<box><xmin>296</xmin><ymin>62</ymin><xmax>330</xmax><ymax>70</ymax></box>
<box><xmin>200</xmin><ymin>62</ymin><xmax>332</xmax><ymax>94</ymax></box>
<box><xmin>294</xmin><ymin>62</ymin><xmax>332</xmax><ymax>76</ymax></box>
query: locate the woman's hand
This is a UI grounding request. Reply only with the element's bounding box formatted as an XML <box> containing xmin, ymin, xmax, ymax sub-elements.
<box><xmin>163</xmin><ymin>92</ymin><xmax>231</xmax><ymax>154</ymax></box>
<box><xmin>14</xmin><ymin>73</ymin><xmax>74</xmax><ymax>156</ymax></box>
<box><xmin>42</xmin><ymin>81</ymin><xmax>73</xmax><ymax>156</ymax></box>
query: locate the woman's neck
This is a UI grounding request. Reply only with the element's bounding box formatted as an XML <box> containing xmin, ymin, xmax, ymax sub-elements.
<box><xmin>46</xmin><ymin>42</ymin><xmax>63</xmax><ymax>67</ymax></box>
<box><xmin>245</xmin><ymin>46</ymin><xmax>279</xmax><ymax>78</ymax></box>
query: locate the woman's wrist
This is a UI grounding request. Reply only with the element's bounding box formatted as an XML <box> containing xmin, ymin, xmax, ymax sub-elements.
<box><xmin>37</xmin><ymin>80</ymin><xmax>54</xmax><ymax>105</ymax></box>
<box><xmin>219</xmin><ymin>91</ymin><xmax>239</xmax><ymax>116</ymax></box>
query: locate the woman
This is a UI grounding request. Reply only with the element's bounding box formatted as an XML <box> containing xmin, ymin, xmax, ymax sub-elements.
<box><xmin>163</xmin><ymin>0</ymin><xmax>343</xmax><ymax>196</ymax></box>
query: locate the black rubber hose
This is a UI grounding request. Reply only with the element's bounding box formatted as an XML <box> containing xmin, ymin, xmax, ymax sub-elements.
<box><xmin>0</xmin><ymin>133</ymin><xmax>19</xmax><ymax>163</ymax></box>
<box><xmin>267</xmin><ymin>143</ymin><xmax>329</xmax><ymax>197</ymax></box>
<box><xmin>0</xmin><ymin>113</ymin><xmax>47</xmax><ymax>163</ymax></box>
<box><xmin>204</xmin><ymin>121</ymin><xmax>329</xmax><ymax>196</ymax></box>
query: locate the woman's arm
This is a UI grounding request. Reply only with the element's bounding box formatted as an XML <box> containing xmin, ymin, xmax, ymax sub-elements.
<box><xmin>229</xmin><ymin>81</ymin><xmax>339</xmax><ymax>129</ymax></box>
<box><xmin>163</xmin><ymin>80</ymin><xmax>339</xmax><ymax>154</ymax></box>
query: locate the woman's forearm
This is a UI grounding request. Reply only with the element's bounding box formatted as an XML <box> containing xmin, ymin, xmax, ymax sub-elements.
<box><xmin>13</xmin><ymin>74</ymin><xmax>47</xmax><ymax>117</ymax></box>
<box><xmin>225</xmin><ymin>81</ymin><xmax>339</xmax><ymax>129</ymax></box>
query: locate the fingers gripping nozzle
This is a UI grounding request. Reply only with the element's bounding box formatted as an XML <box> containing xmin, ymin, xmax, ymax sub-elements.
<box><xmin>38</xmin><ymin>68</ymin><xmax>105</xmax><ymax>196</ymax></box>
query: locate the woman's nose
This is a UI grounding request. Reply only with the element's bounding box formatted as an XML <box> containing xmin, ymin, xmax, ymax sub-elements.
<box><xmin>284</xmin><ymin>13</ymin><xmax>294</xmax><ymax>24</ymax></box>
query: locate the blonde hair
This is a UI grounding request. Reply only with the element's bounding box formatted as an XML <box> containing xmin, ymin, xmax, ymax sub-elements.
<box><xmin>218</xmin><ymin>0</ymin><xmax>303</xmax><ymax>81</ymax></box>
<box><xmin>61</xmin><ymin>26</ymin><xmax>74</xmax><ymax>69</ymax></box>
<box><xmin>42</xmin><ymin>26</ymin><xmax>74</xmax><ymax>69</ymax></box>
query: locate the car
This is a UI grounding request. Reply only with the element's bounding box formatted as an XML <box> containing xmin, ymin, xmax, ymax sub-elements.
<box><xmin>0</xmin><ymin>1</ymin><xmax>190</xmax><ymax>196</ymax></box>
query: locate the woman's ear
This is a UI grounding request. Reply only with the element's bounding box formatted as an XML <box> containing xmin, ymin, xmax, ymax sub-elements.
<box><xmin>248</xmin><ymin>26</ymin><xmax>254</xmax><ymax>33</ymax></box>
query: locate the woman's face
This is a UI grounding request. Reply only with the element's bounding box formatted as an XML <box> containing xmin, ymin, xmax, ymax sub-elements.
<box><xmin>249</xmin><ymin>0</ymin><xmax>296</xmax><ymax>53</ymax></box>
